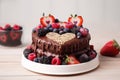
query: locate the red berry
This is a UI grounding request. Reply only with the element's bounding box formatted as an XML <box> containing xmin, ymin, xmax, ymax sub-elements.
<box><xmin>79</xmin><ymin>28</ymin><xmax>88</xmax><ymax>37</ymax></box>
<box><xmin>65</xmin><ymin>22</ymin><xmax>74</xmax><ymax>29</ymax></box>
<box><xmin>13</xmin><ymin>24</ymin><xmax>20</xmax><ymax>30</ymax></box>
<box><xmin>0</xmin><ymin>26</ymin><xmax>4</xmax><ymax>31</ymax></box>
<box><xmin>66</xmin><ymin>56</ymin><xmax>80</xmax><ymax>65</ymax></box>
<box><xmin>100</xmin><ymin>40</ymin><xmax>120</xmax><ymax>57</ymax></box>
<box><xmin>51</xmin><ymin>57</ymin><xmax>61</xmax><ymax>65</ymax></box>
<box><xmin>52</xmin><ymin>23</ymin><xmax>60</xmax><ymax>29</ymax></box>
<box><xmin>36</xmin><ymin>24</ymin><xmax>44</xmax><ymax>29</ymax></box>
<box><xmin>4</xmin><ymin>24</ymin><xmax>11</xmax><ymax>29</ymax></box>
<box><xmin>28</xmin><ymin>53</ymin><xmax>36</xmax><ymax>61</ymax></box>
<box><xmin>89</xmin><ymin>51</ymin><xmax>96</xmax><ymax>59</ymax></box>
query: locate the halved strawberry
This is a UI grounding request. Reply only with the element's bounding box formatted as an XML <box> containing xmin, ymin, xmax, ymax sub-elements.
<box><xmin>100</xmin><ymin>40</ymin><xmax>120</xmax><ymax>57</ymax></box>
<box><xmin>68</xmin><ymin>14</ymin><xmax>83</xmax><ymax>27</ymax></box>
<box><xmin>40</xmin><ymin>14</ymin><xmax>55</xmax><ymax>27</ymax></box>
<box><xmin>10</xmin><ymin>32</ymin><xmax>20</xmax><ymax>40</ymax></box>
<box><xmin>0</xmin><ymin>34</ymin><xmax>7</xmax><ymax>43</ymax></box>
<box><xmin>66</xmin><ymin>55</ymin><xmax>80</xmax><ymax>65</ymax></box>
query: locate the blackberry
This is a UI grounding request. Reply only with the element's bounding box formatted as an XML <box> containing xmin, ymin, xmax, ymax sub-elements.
<box><xmin>23</xmin><ymin>49</ymin><xmax>33</xmax><ymax>58</ymax></box>
<box><xmin>38</xmin><ymin>55</ymin><xmax>52</xmax><ymax>64</ymax></box>
<box><xmin>76</xmin><ymin>32</ymin><xmax>81</xmax><ymax>39</ymax></box>
<box><xmin>55</xmin><ymin>19</ymin><xmax>59</xmax><ymax>23</ymax></box>
<box><xmin>79</xmin><ymin>53</ymin><xmax>90</xmax><ymax>63</ymax></box>
<box><xmin>37</xmin><ymin>29</ymin><xmax>46</xmax><ymax>37</ymax></box>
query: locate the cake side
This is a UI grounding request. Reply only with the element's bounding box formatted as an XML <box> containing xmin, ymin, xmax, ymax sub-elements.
<box><xmin>32</xmin><ymin>31</ymin><xmax>91</xmax><ymax>55</ymax></box>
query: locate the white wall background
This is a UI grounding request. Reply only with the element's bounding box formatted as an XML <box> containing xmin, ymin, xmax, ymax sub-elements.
<box><xmin>0</xmin><ymin>0</ymin><xmax>120</xmax><ymax>48</ymax></box>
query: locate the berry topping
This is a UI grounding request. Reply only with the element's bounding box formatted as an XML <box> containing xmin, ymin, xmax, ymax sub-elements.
<box><xmin>37</xmin><ymin>28</ymin><xmax>47</xmax><ymax>37</ymax></box>
<box><xmin>79</xmin><ymin>53</ymin><xmax>89</xmax><ymax>63</ymax></box>
<box><xmin>38</xmin><ymin>55</ymin><xmax>52</xmax><ymax>64</ymax></box>
<box><xmin>51</xmin><ymin>57</ymin><xmax>61</xmax><ymax>65</ymax></box>
<box><xmin>23</xmin><ymin>49</ymin><xmax>33</xmax><ymax>58</ymax></box>
<box><xmin>52</xmin><ymin>23</ymin><xmax>60</xmax><ymax>29</ymax></box>
<box><xmin>13</xmin><ymin>24</ymin><xmax>20</xmax><ymax>30</ymax></box>
<box><xmin>28</xmin><ymin>53</ymin><xmax>36</xmax><ymax>61</ymax></box>
<box><xmin>36</xmin><ymin>24</ymin><xmax>44</xmax><ymax>29</ymax></box>
<box><xmin>40</xmin><ymin>13</ymin><xmax>55</xmax><ymax>27</ymax></box>
<box><xmin>65</xmin><ymin>22</ymin><xmax>74</xmax><ymax>29</ymax></box>
<box><xmin>68</xmin><ymin>14</ymin><xmax>83</xmax><ymax>27</ymax></box>
<box><xmin>0</xmin><ymin>26</ymin><xmax>4</xmax><ymax>31</ymax></box>
<box><xmin>66</xmin><ymin>55</ymin><xmax>80</xmax><ymax>65</ymax></box>
<box><xmin>79</xmin><ymin>28</ymin><xmax>88</xmax><ymax>37</ymax></box>
<box><xmin>100</xmin><ymin>40</ymin><xmax>120</xmax><ymax>57</ymax></box>
<box><xmin>4</xmin><ymin>24</ymin><xmax>12</xmax><ymax>31</ymax></box>
<box><xmin>76</xmin><ymin>32</ymin><xmax>81</xmax><ymax>39</ymax></box>
<box><xmin>89</xmin><ymin>51</ymin><xmax>97</xmax><ymax>59</ymax></box>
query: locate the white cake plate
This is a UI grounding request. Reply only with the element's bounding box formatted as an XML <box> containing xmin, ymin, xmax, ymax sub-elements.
<box><xmin>21</xmin><ymin>54</ymin><xmax>99</xmax><ymax>75</ymax></box>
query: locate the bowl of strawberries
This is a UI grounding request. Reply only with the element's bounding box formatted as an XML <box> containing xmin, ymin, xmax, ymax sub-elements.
<box><xmin>0</xmin><ymin>24</ymin><xmax>23</xmax><ymax>46</ymax></box>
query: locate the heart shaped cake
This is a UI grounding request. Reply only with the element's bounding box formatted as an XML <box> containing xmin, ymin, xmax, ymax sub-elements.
<box><xmin>23</xmin><ymin>14</ymin><xmax>97</xmax><ymax>65</ymax></box>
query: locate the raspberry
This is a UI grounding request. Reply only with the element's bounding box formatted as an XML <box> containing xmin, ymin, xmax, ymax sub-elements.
<box><xmin>28</xmin><ymin>53</ymin><xmax>36</xmax><ymax>61</ymax></box>
<box><xmin>51</xmin><ymin>57</ymin><xmax>61</xmax><ymax>65</ymax></box>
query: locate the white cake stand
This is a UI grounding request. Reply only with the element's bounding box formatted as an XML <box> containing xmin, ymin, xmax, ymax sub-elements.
<box><xmin>21</xmin><ymin>54</ymin><xmax>99</xmax><ymax>75</ymax></box>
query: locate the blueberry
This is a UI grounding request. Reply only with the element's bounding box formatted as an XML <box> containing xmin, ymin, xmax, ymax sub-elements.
<box><xmin>33</xmin><ymin>58</ymin><xmax>39</xmax><ymax>62</ymax></box>
<box><xmin>63</xmin><ymin>28</ymin><xmax>71</xmax><ymax>33</ymax></box>
<box><xmin>38</xmin><ymin>29</ymin><xmax>46</xmax><ymax>37</ymax></box>
<box><xmin>44</xmin><ymin>27</ymin><xmax>49</xmax><ymax>33</ymax></box>
<box><xmin>49</xmin><ymin>27</ymin><xmax>53</xmax><ymax>32</ymax></box>
<box><xmin>59</xmin><ymin>30</ymin><xmax>65</xmax><ymax>35</ymax></box>
<box><xmin>77</xmin><ymin>32</ymin><xmax>81</xmax><ymax>39</ymax></box>
<box><xmin>38</xmin><ymin>55</ymin><xmax>52</xmax><ymax>64</ymax></box>
<box><xmin>55</xmin><ymin>19</ymin><xmax>59</xmax><ymax>23</ymax></box>
<box><xmin>23</xmin><ymin>49</ymin><xmax>33</xmax><ymax>58</ymax></box>
<box><xmin>71</xmin><ymin>27</ymin><xmax>79</xmax><ymax>34</ymax></box>
<box><xmin>79</xmin><ymin>53</ymin><xmax>89</xmax><ymax>63</ymax></box>
<box><xmin>53</xmin><ymin>28</ymin><xmax>59</xmax><ymax>33</ymax></box>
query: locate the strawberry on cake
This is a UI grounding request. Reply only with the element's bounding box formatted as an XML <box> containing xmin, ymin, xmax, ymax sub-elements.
<box><xmin>0</xmin><ymin>24</ymin><xmax>23</xmax><ymax>46</ymax></box>
<box><xmin>23</xmin><ymin>14</ymin><xmax>97</xmax><ymax>65</ymax></box>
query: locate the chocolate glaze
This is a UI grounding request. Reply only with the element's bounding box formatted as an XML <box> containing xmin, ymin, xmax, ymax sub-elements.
<box><xmin>32</xmin><ymin>32</ymin><xmax>91</xmax><ymax>55</ymax></box>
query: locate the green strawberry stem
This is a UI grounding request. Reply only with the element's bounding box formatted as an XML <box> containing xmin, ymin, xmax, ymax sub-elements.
<box><xmin>74</xmin><ymin>14</ymin><xmax>77</xmax><ymax>17</ymax></box>
<box><xmin>113</xmin><ymin>39</ymin><xmax>120</xmax><ymax>51</ymax></box>
<box><xmin>70</xmin><ymin>14</ymin><xmax>73</xmax><ymax>17</ymax></box>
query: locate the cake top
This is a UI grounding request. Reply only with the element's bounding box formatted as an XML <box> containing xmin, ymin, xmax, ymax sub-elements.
<box><xmin>33</xmin><ymin>14</ymin><xmax>89</xmax><ymax>39</ymax></box>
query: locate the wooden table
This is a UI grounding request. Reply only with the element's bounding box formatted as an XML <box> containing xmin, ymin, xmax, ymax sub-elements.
<box><xmin>0</xmin><ymin>44</ymin><xmax>120</xmax><ymax>80</ymax></box>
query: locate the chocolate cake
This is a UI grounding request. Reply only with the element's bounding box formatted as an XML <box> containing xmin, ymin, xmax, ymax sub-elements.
<box><xmin>0</xmin><ymin>24</ymin><xmax>23</xmax><ymax>46</ymax></box>
<box><xmin>23</xmin><ymin>14</ymin><xmax>97</xmax><ymax>65</ymax></box>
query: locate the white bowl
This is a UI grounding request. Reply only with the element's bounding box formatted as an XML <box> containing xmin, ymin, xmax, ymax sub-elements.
<box><xmin>21</xmin><ymin>54</ymin><xmax>99</xmax><ymax>75</ymax></box>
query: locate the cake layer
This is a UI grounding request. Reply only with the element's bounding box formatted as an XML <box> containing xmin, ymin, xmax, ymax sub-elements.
<box><xmin>32</xmin><ymin>32</ymin><xmax>91</xmax><ymax>55</ymax></box>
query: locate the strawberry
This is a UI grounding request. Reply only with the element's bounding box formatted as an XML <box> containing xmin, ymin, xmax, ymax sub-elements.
<box><xmin>10</xmin><ymin>32</ymin><xmax>20</xmax><ymax>40</ymax></box>
<box><xmin>68</xmin><ymin>14</ymin><xmax>83</xmax><ymax>27</ymax></box>
<box><xmin>100</xmin><ymin>40</ymin><xmax>120</xmax><ymax>57</ymax></box>
<box><xmin>51</xmin><ymin>57</ymin><xmax>61</xmax><ymax>65</ymax></box>
<box><xmin>66</xmin><ymin>55</ymin><xmax>80</xmax><ymax>65</ymax></box>
<box><xmin>40</xmin><ymin>14</ymin><xmax>55</xmax><ymax>27</ymax></box>
<box><xmin>65</xmin><ymin>22</ymin><xmax>74</xmax><ymax>29</ymax></box>
<box><xmin>28</xmin><ymin>53</ymin><xmax>36</xmax><ymax>61</ymax></box>
<box><xmin>0</xmin><ymin>34</ymin><xmax>7</xmax><ymax>43</ymax></box>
